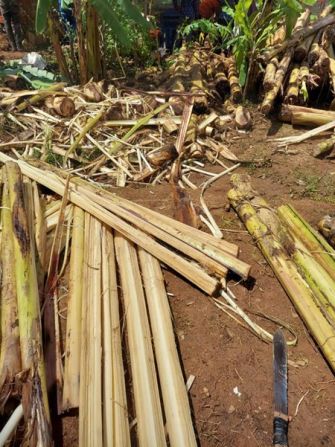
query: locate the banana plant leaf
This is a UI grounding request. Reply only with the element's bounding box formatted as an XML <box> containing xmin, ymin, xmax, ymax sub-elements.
<box><xmin>0</xmin><ymin>63</ymin><xmax>59</xmax><ymax>89</ymax></box>
<box><xmin>116</xmin><ymin>0</ymin><xmax>150</xmax><ymax>29</ymax></box>
<box><xmin>90</xmin><ymin>0</ymin><xmax>132</xmax><ymax>48</ymax></box>
<box><xmin>36</xmin><ymin>0</ymin><xmax>53</xmax><ymax>33</ymax></box>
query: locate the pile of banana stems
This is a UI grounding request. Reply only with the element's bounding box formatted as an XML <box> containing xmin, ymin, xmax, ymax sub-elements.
<box><xmin>261</xmin><ymin>6</ymin><xmax>335</xmax><ymax>114</ymax></box>
<box><xmin>0</xmin><ymin>72</ymin><xmax>243</xmax><ymax>189</ymax></box>
<box><xmin>228</xmin><ymin>174</ymin><xmax>335</xmax><ymax>371</ymax></box>
<box><xmin>167</xmin><ymin>43</ymin><xmax>242</xmax><ymax>113</ymax></box>
<box><xmin>0</xmin><ymin>154</ymin><xmax>251</xmax><ymax>445</ymax></box>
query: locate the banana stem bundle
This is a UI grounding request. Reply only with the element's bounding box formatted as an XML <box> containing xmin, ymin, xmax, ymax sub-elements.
<box><xmin>228</xmin><ymin>174</ymin><xmax>335</xmax><ymax>371</ymax></box>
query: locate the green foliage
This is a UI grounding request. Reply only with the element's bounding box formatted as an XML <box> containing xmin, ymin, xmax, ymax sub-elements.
<box><xmin>116</xmin><ymin>0</ymin><xmax>150</xmax><ymax>29</ymax></box>
<box><xmin>35</xmin><ymin>0</ymin><xmax>53</xmax><ymax>33</ymax></box>
<box><xmin>181</xmin><ymin>19</ymin><xmax>230</xmax><ymax>45</ymax></box>
<box><xmin>221</xmin><ymin>0</ymin><xmax>316</xmax><ymax>87</ymax></box>
<box><xmin>104</xmin><ymin>23</ymin><xmax>156</xmax><ymax>67</ymax></box>
<box><xmin>277</xmin><ymin>0</ymin><xmax>315</xmax><ymax>35</ymax></box>
<box><xmin>91</xmin><ymin>0</ymin><xmax>132</xmax><ymax>47</ymax></box>
<box><xmin>0</xmin><ymin>61</ymin><xmax>59</xmax><ymax>89</ymax></box>
<box><xmin>36</xmin><ymin>0</ymin><xmax>152</xmax><ymax>64</ymax></box>
<box><xmin>36</xmin><ymin>0</ymin><xmax>151</xmax><ymax>45</ymax></box>
<box><xmin>101</xmin><ymin>2</ymin><xmax>155</xmax><ymax>62</ymax></box>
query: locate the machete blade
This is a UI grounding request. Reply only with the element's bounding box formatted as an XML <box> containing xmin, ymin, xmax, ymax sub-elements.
<box><xmin>273</xmin><ymin>328</ymin><xmax>288</xmax><ymax>416</ymax></box>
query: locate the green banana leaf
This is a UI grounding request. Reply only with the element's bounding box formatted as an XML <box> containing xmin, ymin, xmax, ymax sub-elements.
<box><xmin>36</xmin><ymin>0</ymin><xmax>53</xmax><ymax>33</ymax></box>
<box><xmin>0</xmin><ymin>62</ymin><xmax>59</xmax><ymax>89</ymax></box>
<box><xmin>90</xmin><ymin>0</ymin><xmax>132</xmax><ymax>48</ymax></box>
<box><xmin>22</xmin><ymin>65</ymin><xmax>57</xmax><ymax>81</ymax></box>
<box><xmin>116</xmin><ymin>0</ymin><xmax>150</xmax><ymax>29</ymax></box>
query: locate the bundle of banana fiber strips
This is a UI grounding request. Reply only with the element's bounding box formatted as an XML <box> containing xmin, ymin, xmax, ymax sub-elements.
<box><xmin>228</xmin><ymin>174</ymin><xmax>335</xmax><ymax>372</ymax></box>
<box><xmin>0</xmin><ymin>153</ymin><xmax>250</xmax><ymax>446</ymax></box>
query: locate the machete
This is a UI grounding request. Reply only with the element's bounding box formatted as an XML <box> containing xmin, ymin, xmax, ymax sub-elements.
<box><xmin>273</xmin><ymin>329</ymin><xmax>289</xmax><ymax>446</ymax></box>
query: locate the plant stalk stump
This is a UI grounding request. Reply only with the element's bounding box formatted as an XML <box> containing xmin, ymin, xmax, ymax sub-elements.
<box><xmin>311</xmin><ymin>46</ymin><xmax>330</xmax><ymax>80</ymax></box>
<box><xmin>284</xmin><ymin>67</ymin><xmax>300</xmax><ymax>105</ymax></box>
<box><xmin>280</xmin><ymin>104</ymin><xmax>335</xmax><ymax>126</ymax></box>
<box><xmin>190</xmin><ymin>50</ymin><xmax>208</xmax><ymax>113</ymax></box>
<box><xmin>214</xmin><ymin>58</ymin><xmax>230</xmax><ymax>99</ymax></box>
<box><xmin>318</xmin><ymin>215</ymin><xmax>335</xmax><ymax>248</ymax></box>
<box><xmin>326</xmin><ymin>49</ymin><xmax>335</xmax><ymax>94</ymax></box>
<box><xmin>313</xmin><ymin>136</ymin><xmax>335</xmax><ymax>158</ymax></box>
<box><xmin>169</xmin><ymin>44</ymin><xmax>189</xmax><ymax>114</ymax></box>
<box><xmin>294</xmin><ymin>33</ymin><xmax>314</xmax><ymax>63</ymax></box>
<box><xmin>45</xmin><ymin>96</ymin><xmax>76</xmax><ymax>117</ymax></box>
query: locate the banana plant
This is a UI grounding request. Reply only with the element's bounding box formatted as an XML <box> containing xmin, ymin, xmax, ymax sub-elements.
<box><xmin>35</xmin><ymin>0</ymin><xmax>151</xmax><ymax>83</ymax></box>
<box><xmin>222</xmin><ymin>0</ymin><xmax>316</xmax><ymax>97</ymax></box>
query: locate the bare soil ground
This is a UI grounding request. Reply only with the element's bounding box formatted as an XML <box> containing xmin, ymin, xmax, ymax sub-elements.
<box><xmin>59</xmin><ymin>111</ymin><xmax>335</xmax><ymax>446</ymax></box>
<box><xmin>0</xmin><ymin>32</ymin><xmax>26</xmax><ymax>60</ymax></box>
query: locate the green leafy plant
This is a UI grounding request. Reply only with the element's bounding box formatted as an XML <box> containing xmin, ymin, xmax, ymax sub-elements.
<box><xmin>222</xmin><ymin>0</ymin><xmax>316</xmax><ymax>96</ymax></box>
<box><xmin>35</xmin><ymin>0</ymin><xmax>152</xmax><ymax>83</ymax></box>
<box><xmin>181</xmin><ymin>18</ymin><xmax>230</xmax><ymax>47</ymax></box>
<box><xmin>36</xmin><ymin>0</ymin><xmax>53</xmax><ymax>33</ymax></box>
<box><xmin>180</xmin><ymin>0</ymin><xmax>316</xmax><ymax>98</ymax></box>
<box><xmin>90</xmin><ymin>0</ymin><xmax>150</xmax><ymax>48</ymax></box>
<box><xmin>0</xmin><ymin>61</ymin><xmax>59</xmax><ymax>89</ymax></box>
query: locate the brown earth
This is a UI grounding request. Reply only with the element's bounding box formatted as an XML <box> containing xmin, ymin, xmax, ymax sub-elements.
<box><xmin>59</xmin><ymin>110</ymin><xmax>335</xmax><ymax>446</ymax></box>
<box><xmin>0</xmin><ymin>31</ymin><xmax>26</xmax><ymax>60</ymax></box>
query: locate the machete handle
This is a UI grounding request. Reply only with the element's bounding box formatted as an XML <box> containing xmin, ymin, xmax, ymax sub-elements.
<box><xmin>273</xmin><ymin>416</ymin><xmax>288</xmax><ymax>446</ymax></box>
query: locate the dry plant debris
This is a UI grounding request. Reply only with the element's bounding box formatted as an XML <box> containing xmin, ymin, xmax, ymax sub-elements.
<box><xmin>0</xmin><ymin>44</ymin><xmax>248</xmax><ymax>191</ymax></box>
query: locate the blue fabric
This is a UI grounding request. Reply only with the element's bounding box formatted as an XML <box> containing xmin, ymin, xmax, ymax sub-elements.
<box><xmin>160</xmin><ymin>8</ymin><xmax>182</xmax><ymax>50</ymax></box>
<box><xmin>57</xmin><ymin>0</ymin><xmax>76</xmax><ymax>30</ymax></box>
<box><xmin>180</xmin><ymin>0</ymin><xmax>198</xmax><ymax>19</ymax></box>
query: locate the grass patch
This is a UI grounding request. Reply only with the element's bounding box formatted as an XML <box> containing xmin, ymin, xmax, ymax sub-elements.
<box><xmin>294</xmin><ymin>169</ymin><xmax>335</xmax><ymax>203</ymax></box>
